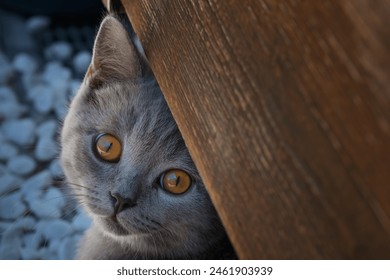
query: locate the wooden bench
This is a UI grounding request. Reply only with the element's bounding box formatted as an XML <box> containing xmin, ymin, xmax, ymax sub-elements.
<box><xmin>107</xmin><ymin>0</ymin><xmax>390</xmax><ymax>259</ymax></box>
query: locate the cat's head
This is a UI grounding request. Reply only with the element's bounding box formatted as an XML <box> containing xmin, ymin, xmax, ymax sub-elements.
<box><xmin>60</xmin><ymin>16</ymin><xmax>225</xmax><ymax>258</ymax></box>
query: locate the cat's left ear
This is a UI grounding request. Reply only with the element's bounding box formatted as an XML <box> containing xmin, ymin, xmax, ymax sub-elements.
<box><xmin>85</xmin><ymin>16</ymin><xmax>141</xmax><ymax>88</ymax></box>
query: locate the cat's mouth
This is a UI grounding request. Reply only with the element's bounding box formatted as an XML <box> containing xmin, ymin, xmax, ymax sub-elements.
<box><xmin>101</xmin><ymin>216</ymin><xmax>155</xmax><ymax>237</ymax></box>
<box><xmin>102</xmin><ymin>216</ymin><xmax>130</xmax><ymax>236</ymax></box>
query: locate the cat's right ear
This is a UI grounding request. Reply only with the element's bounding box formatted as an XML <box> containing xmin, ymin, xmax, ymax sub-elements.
<box><xmin>84</xmin><ymin>16</ymin><xmax>141</xmax><ymax>89</ymax></box>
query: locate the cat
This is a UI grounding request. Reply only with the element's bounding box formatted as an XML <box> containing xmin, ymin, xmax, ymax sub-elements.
<box><xmin>60</xmin><ymin>15</ymin><xmax>236</xmax><ymax>259</ymax></box>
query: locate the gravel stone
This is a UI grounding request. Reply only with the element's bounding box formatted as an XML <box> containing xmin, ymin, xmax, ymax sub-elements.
<box><xmin>0</xmin><ymin>217</ymin><xmax>35</xmax><ymax>259</ymax></box>
<box><xmin>0</xmin><ymin>140</ymin><xmax>18</xmax><ymax>161</ymax></box>
<box><xmin>0</xmin><ymin>192</ymin><xmax>27</xmax><ymax>219</ymax></box>
<box><xmin>21</xmin><ymin>72</ymin><xmax>40</xmax><ymax>89</ymax></box>
<box><xmin>30</xmin><ymin>187</ymin><xmax>65</xmax><ymax>219</ymax></box>
<box><xmin>69</xmin><ymin>79</ymin><xmax>81</xmax><ymax>97</ymax></box>
<box><xmin>26</xmin><ymin>16</ymin><xmax>51</xmax><ymax>33</ymax></box>
<box><xmin>34</xmin><ymin>134</ymin><xmax>57</xmax><ymax>161</ymax></box>
<box><xmin>22</xmin><ymin>232</ymin><xmax>42</xmax><ymax>251</ymax></box>
<box><xmin>21</xmin><ymin>171</ymin><xmax>52</xmax><ymax>203</ymax></box>
<box><xmin>0</xmin><ymin>221</ymin><xmax>12</xmax><ymax>235</ymax></box>
<box><xmin>47</xmin><ymin>238</ymin><xmax>61</xmax><ymax>259</ymax></box>
<box><xmin>58</xmin><ymin>236</ymin><xmax>78</xmax><ymax>259</ymax></box>
<box><xmin>72</xmin><ymin>212</ymin><xmax>91</xmax><ymax>232</ymax></box>
<box><xmin>0</xmin><ymin>231</ymin><xmax>22</xmax><ymax>259</ymax></box>
<box><xmin>0</xmin><ymin>86</ymin><xmax>17</xmax><ymax>102</ymax></box>
<box><xmin>36</xmin><ymin>119</ymin><xmax>58</xmax><ymax>138</ymax></box>
<box><xmin>49</xmin><ymin>159</ymin><xmax>64</xmax><ymax>178</ymax></box>
<box><xmin>30</xmin><ymin>199</ymin><xmax>61</xmax><ymax>219</ymax></box>
<box><xmin>0</xmin><ymin>86</ymin><xmax>23</xmax><ymax>119</ymax></box>
<box><xmin>7</xmin><ymin>155</ymin><xmax>36</xmax><ymax>176</ymax></box>
<box><xmin>30</xmin><ymin>85</ymin><xmax>55</xmax><ymax>113</ymax></box>
<box><xmin>54</xmin><ymin>94</ymin><xmax>68</xmax><ymax>118</ymax></box>
<box><xmin>37</xmin><ymin>219</ymin><xmax>73</xmax><ymax>240</ymax></box>
<box><xmin>27</xmin><ymin>84</ymin><xmax>46</xmax><ymax>100</ymax></box>
<box><xmin>41</xmin><ymin>62</ymin><xmax>72</xmax><ymax>88</ymax></box>
<box><xmin>45</xmin><ymin>187</ymin><xmax>66</xmax><ymax>209</ymax></box>
<box><xmin>72</xmin><ymin>51</ymin><xmax>91</xmax><ymax>74</ymax></box>
<box><xmin>2</xmin><ymin>118</ymin><xmax>36</xmax><ymax>146</ymax></box>
<box><xmin>0</xmin><ymin>11</ymin><xmax>95</xmax><ymax>260</ymax></box>
<box><xmin>44</xmin><ymin>42</ymin><xmax>73</xmax><ymax>62</ymax></box>
<box><xmin>13</xmin><ymin>53</ymin><xmax>38</xmax><ymax>74</ymax></box>
<box><xmin>20</xmin><ymin>248</ymin><xmax>44</xmax><ymax>260</ymax></box>
<box><xmin>0</xmin><ymin>173</ymin><xmax>22</xmax><ymax>195</ymax></box>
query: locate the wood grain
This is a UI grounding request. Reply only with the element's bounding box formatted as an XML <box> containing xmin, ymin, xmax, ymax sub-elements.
<box><xmin>121</xmin><ymin>0</ymin><xmax>390</xmax><ymax>259</ymax></box>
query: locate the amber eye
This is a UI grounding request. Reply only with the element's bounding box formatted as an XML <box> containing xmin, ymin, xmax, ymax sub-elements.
<box><xmin>94</xmin><ymin>133</ymin><xmax>122</xmax><ymax>162</ymax></box>
<box><xmin>160</xmin><ymin>169</ymin><xmax>192</xmax><ymax>194</ymax></box>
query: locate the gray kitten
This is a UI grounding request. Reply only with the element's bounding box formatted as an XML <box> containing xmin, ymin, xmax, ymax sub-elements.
<box><xmin>60</xmin><ymin>16</ymin><xmax>235</xmax><ymax>259</ymax></box>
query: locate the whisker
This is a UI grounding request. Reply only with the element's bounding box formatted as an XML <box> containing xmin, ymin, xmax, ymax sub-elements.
<box><xmin>62</xmin><ymin>182</ymin><xmax>93</xmax><ymax>191</ymax></box>
<box><xmin>149</xmin><ymin>229</ymin><xmax>159</xmax><ymax>257</ymax></box>
<box><xmin>52</xmin><ymin>180</ymin><xmax>95</xmax><ymax>191</ymax></box>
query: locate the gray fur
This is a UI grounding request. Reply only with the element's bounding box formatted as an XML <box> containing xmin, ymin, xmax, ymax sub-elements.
<box><xmin>60</xmin><ymin>16</ymin><xmax>234</xmax><ymax>259</ymax></box>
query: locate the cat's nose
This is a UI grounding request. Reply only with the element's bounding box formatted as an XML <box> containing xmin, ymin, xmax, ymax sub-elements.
<box><xmin>110</xmin><ymin>192</ymin><xmax>137</xmax><ymax>214</ymax></box>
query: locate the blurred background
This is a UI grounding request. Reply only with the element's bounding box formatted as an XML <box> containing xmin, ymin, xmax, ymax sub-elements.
<box><xmin>0</xmin><ymin>0</ymin><xmax>105</xmax><ymax>259</ymax></box>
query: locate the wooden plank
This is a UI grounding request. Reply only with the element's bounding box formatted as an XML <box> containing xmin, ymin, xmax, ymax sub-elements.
<box><xmin>121</xmin><ymin>0</ymin><xmax>390</xmax><ymax>259</ymax></box>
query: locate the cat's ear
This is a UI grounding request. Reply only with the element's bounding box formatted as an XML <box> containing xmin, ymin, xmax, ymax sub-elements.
<box><xmin>85</xmin><ymin>16</ymin><xmax>141</xmax><ymax>88</ymax></box>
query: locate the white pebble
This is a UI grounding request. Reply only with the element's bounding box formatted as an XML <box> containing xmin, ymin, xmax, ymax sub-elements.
<box><xmin>0</xmin><ymin>217</ymin><xmax>35</xmax><ymax>259</ymax></box>
<box><xmin>49</xmin><ymin>159</ymin><xmax>64</xmax><ymax>178</ymax></box>
<box><xmin>72</xmin><ymin>211</ymin><xmax>91</xmax><ymax>232</ymax></box>
<box><xmin>0</xmin><ymin>221</ymin><xmax>12</xmax><ymax>234</ymax></box>
<box><xmin>45</xmin><ymin>187</ymin><xmax>66</xmax><ymax>209</ymax></box>
<box><xmin>37</xmin><ymin>220</ymin><xmax>73</xmax><ymax>240</ymax></box>
<box><xmin>0</xmin><ymin>14</ymin><xmax>91</xmax><ymax>261</ymax></box>
<box><xmin>69</xmin><ymin>79</ymin><xmax>81</xmax><ymax>98</ymax></box>
<box><xmin>44</xmin><ymin>42</ymin><xmax>73</xmax><ymax>62</ymax></box>
<box><xmin>34</xmin><ymin>134</ymin><xmax>57</xmax><ymax>161</ymax></box>
<box><xmin>0</xmin><ymin>233</ymin><xmax>22</xmax><ymax>259</ymax></box>
<box><xmin>26</xmin><ymin>16</ymin><xmax>51</xmax><ymax>33</ymax></box>
<box><xmin>30</xmin><ymin>187</ymin><xmax>65</xmax><ymax>219</ymax></box>
<box><xmin>0</xmin><ymin>86</ymin><xmax>17</xmax><ymax>102</ymax></box>
<box><xmin>30</xmin><ymin>199</ymin><xmax>61</xmax><ymax>219</ymax></box>
<box><xmin>7</xmin><ymin>155</ymin><xmax>36</xmax><ymax>176</ymax></box>
<box><xmin>21</xmin><ymin>233</ymin><xmax>49</xmax><ymax>259</ymax></box>
<box><xmin>20</xmin><ymin>248</ymin><xmax>44</xmax><ymax>260</ymax></box>
<box><xmin>22</xmin><ymin>232</ymin><xmax>42</xmax><ymax>251</ymax></box>
<box><xmin>0</xmin><ymin>100</ymin><xmax>24</xmax><ymax>120</ymax></box>
<box><xmin>27</xmin><ymin>84</ymin><xmax>45</xmax><ymax>100</ymax></box>
<box><xmin>48</xmin><ymin>238</ymin><xmax>61</xmax><ymax>254</ymax></box>
<box><xmin>42</xmin><ymin>248</ymin><xmax>58</xmax><ymax>260</ymax></box>
<box><xmin>41</xmin><ymin>62</ymin><xmax>71</xmax><ymax>88</ymax></box>
<box><xmin>0</xmin><ymin>140</ymin><xmax>18</xmax><ymax>161</ymax></box>
<box><xmin>2</xmin><ymin>118</ymin><xmax>36</xmax><ymax>146</ymax></box>
<box><xmin>0</xmin><ymin>173</ymin><xmax>22</xmax><ymax>195</ymax></box>
<box><xmin>58</xmin><ymin>237</ymin><xmax>78</xmax><ymax>259</ymax></box>
<box><xmin>36</xmin><ymin>119</ymin><xmax>58</xmax><ymax>137</ymax></box>
<box><xmin>72</xmin><ymin>51</ymin><xmax>91</xmax><ymax>74</ymax></box>
<box><xmin>0</xmin><ymin>191</ymin><xmax>27</xmax><ymax>219</ymax></box>
<box><xmin>0</xmin><ymin>86</ymin><xmax>23</xmax><ymax>119</ymax></box>
<box><xmin>31</xmin><ymin>85</ymin><xmax>55</xmax><ymax>113</ymax></box>
<box><xmin>13</xmin><ymin>53</ymin><xmax>38</xmax><ymax>74</ymax></box>
<box><xmin>2</xmin><ymin>217</ymin><xmax>35</xmax><ymax>233</ymax></box>
<box><xmin>54</xmin><ymin>94</ymin><xmax>68</xmax><ymax>118</ymax></box>
<box><xmin>21</xmin><ymin>171</ymin><xmax>52</xmax><ymax>203</ymax></box>
<box><xmin>21</xmin><ymin>72</ymin><xmax>40</xmax><ymax>89</ymax></box>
